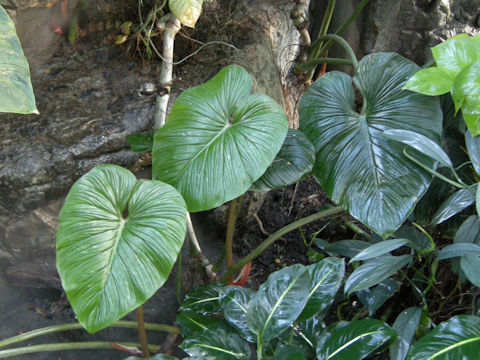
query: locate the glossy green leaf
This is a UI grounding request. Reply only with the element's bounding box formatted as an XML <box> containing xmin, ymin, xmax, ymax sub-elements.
<box><xmin>407</xmin><ymin>315</ymin><xmax>480</xmax><ymax>359</ymax></box>
<box><xmin>382</xmin><ymin>129</ymin><xmax>453</xmax><ymax>168</ymax></box>
<box><xmin>180</xmin><ymin>282</ymin><xmax>225</xmax><ymax>315</ymax></box>
<box><xmin>436</xmin><ymin>243</ymin><xmax>480</xmax><ymax>260</ymax></box>
<box><xmin>56</xmin><ymin>165</ymin><xmax>187</xmax><ymax>333</ymax></box>
<box><xmin>314</xmin><ymin>239</ymin><xmax>371</xmax><ymax>258</ymax></box>
<box><xmin>153</xmin><ymin>65</ymin><xmax>288</xmax><ymax>212</ymax></box>
<box><xmin>251</xmin><ymin>129</ymin><xmax>315</xmax><ymax>191</ymax></box>
<box><xmin>452</xmin><ymin>61</ymin><xmax>480</xmax><ymax>135</ymax></box>
<box><xmin>247</xmin><ymin>264</ymin><xmax>310</xmax><ymax>341</ymax></box>
<box><xmin>219</xmin><ymin>286</ymin><xmax>256</xmax><ymax>342</ymax></box>
<box><xmin>0</xmin><ymin>5</ymin><xmax>37</xmax><ymax>114</ymax></box>
<box><xmin>431</xmin><ymin>188</ymin><xmax>476</xmax><ymax>225</ymax></box>
<box><xmin>299</xmin><ymin>53</ymin><xmax>442</xmax><ymax>237</ymax></box>
<box><xmin>466</xmin><ymin>130</ymin><xmax>480</xmax><ymax>175</ymax></box>
<box><xmin>432</xmin><ymin>37</ymin><xmax>480</xmax><ymax>75</ymax></box>
<box><xmin>350</xmin><ymin>239</ymin><xmax>410</xmax><ymax>263</ymax></box>
<box><xmin>128</xmin><ymin>131</ymin><xmax>154</xmax><ymax>153</ymax></box>
<box><xmin>316</xmin><ymin>318</ymin><xmax>397</xmax><ymax>360</ymax></box>
<box><xmin>176</xmin><ymin>311</ymin><xmax>228</xmax><ymax>338</ymax></box>
<box><xmin>403</xmin><ymin>67</ymin><xmax>453</xmax><ymax>95</ymax></box>
<box><xmin>357</xmin><ymin>278</ymin><xmax>401</xmax><ymax>316</ymax></box>
<box><xmin>298</xmin><ymin>257</ymin><xmax>345</xmax><ymax>321</ymax></box>
<box><xmin>345</xmin><ymin>255</ymin><xmax>413</xmax><ymax>294</ymax></box>
<box><xmin>273</xmin><ymin>343</ymin><xmax>308</xmax><ymax>360</ymax></box>
<box><xmin>460</xmin><ymin>253</ymin><xmax>480</xmax><ymax>287</ymax></box>
<box><xmin>299</xmin><ymin>315</ymin><xmax>327</xmax><ymax>349</ymax></box>
<box><xmin>181</xmin><ymin>326</ymin><xmax>251</xmax><ymax>360</ymax></box>
<box><xmin>454</xmin><ymin>215</ymin><xmax>480</xmax><ymax>244</ymax></box>
<box><xmin>168</xmin><ymin>0</ymin><xmax>203</xmax><ymax>28</ymax></box>
<box><xmin>389</xmin><ymin>306</ymin><xmax>422</xmax><ymax>360</ymax></box>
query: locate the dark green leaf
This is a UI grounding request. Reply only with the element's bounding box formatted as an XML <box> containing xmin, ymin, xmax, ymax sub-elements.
<box><xmin>431</xmin><ymin>188</ymin><xmax>476</xmax><ymax>225</ymax></box>
<box><xmin>466</xmin><ymin>130</ymin><xmax>480</xmax><ymax>175</ymax></box>
<box><xmin>298</xmin><ymin>257</ymin><xmax>345</xmax><ymax>321</ymax></box>
<box><xmin>56</xmin><ymin>165</ymin><xmax>187</xmax><ymax>333</ymax></box>
<box><xmin>403</xmin><ymin>67</ymin><xmax>454</xmax><ymax>95</ymax></box>
<box><xmin>247</xmin><ymin>264</ymin><xmax>310</xmax><ymax>341</ymax></box>
<box><xmin>181</xmin><ymin>326</ymin><xmax>251</xmax><ymax>360</ymax></box>
<box><xmin>176</xmin><ymin>311</ymin><xmax>228</xmax><ymax>338</ymax></box>
<box><xmin>436</xmin><ymin>243</ymin><xmax>480</xmax><ymax>260</ymax></box>
<box><xmin>219</xmin><ymin>286</ymin><xmax>256</xmax><ymax>342</ymax></box>
<box><xmin>394</xmin><ymin>226</ymin><xmax>432</xmax><ymax>253</ymax></box>
<box><xmin>454</xmin><ymin>216</ymin><xmax>480</xmax><ymax>244</ymax></box>
<box><xmin>153</xmin><ymin>65</ymin><xmax>288</xmax><ymax>212</ymax></box>
<box><xmin>0</xmin><ymin>5</ymin><xmax>37</xmax><ymax>114</ymax></box>
<box><xmin>314</xmin><ymin>239</ymin><xmax>371</xmax><ymax>258</ymax></box>
<box><xmin>316</xmin><ymin>318</ymin><xmax>397</xmax><ymax>360</ymax></box>
<box><xmin>357</xmin><ymin>278</ymin><xmax>401</xmax><ymax>316</ymax></box>
<box><xmin>273</xmin><ymin>343</ymin><xmax>307</xmax><ymax>360</ymax></box>
<box><xmin>350</xmin><ymin>239</ymin><xmax>410</xmax><ymax>263</ymax></box>
<box><xmin>345</xmin><ymin>255</ymin><xmax>413</xmax><ymax>294</ymax></box>
<box><xmin>180</xmin><ymin>282</ymin><xmax>225</xmax><ymax>315</ymax></box>
<box><xmin>124</xmin><ymin>355</ymin><xmax>179</xmax><ymax>360</ymax></box>
<box><xmin>389</xmin><ymin>306</ymin><xmax>422</xmax><ymax>360</ymax></box>
<box><xmin>460</xmin><ymin>253</ymin><xmax>480</xmax><ymax>287</ymax></box>
<box><xmin>407</xmin><ymin>315</ymin><xmax>480</xmax><ymax>359</ymax></box>
<box><xmin>432</xmin><ymin>37</ymin><xmax>480</xmax><ymax>75</ymax></box>
<box><xmin>251</xmin><ymin>129</ymin><xmax>315</xmax><ymax>191</ymax></box>
<box><xmin>128</xmin><ymin>131</ymin><xmax>154</xmax><ymax>153</ymax></box>
<box><xmin>299</xmin><ymin>315</ymin><xmax>327</xmax><ymax>349</ymax></box>
<box><xmin>299</xmin><ymin>53</ymin><xmax>442</xmax><ymax>237</ymax></box>
<box><xmin>382</xmin><ymin>129</ymin><xmax>453</xmax><ymax>168</ymax></box>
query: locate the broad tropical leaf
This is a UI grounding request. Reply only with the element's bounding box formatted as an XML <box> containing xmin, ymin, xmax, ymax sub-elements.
<box><xmin>357</xmin><ymin>278</ymin><xmax>401</xmax><ymax>316</ymax></box>
<box><xmin>0</xmin><ymin>5</ymin><xmax>37</xmax><ymax>114</ymax></box>
<box><xmin>431</xmin><ymin>36</ymin><xmax>480</xmax><ymax>78</ymax></box>
<box><xmin>153</xmin><ymin>65</ymin><xmax>288</xmax><ymax>212</ymax></box>
<box><xmin>251</xmin><ymin>129</ymin><xmax>315</xmax><ymax>191</ymax></box>
<box><xmin>436</xmin><ymin>243</ymin><xmax>480</xmax><ymax>260</ymax></box>
<box><xmin>452</xmin><ymin>61</ymin><xmax>480</xmax><ymax>135</ymax></box>
<box><xmin>299</xmin><ymin>53</ymin><xmax>442</xmax><ymax>237</ymax></box>
<box><xmin>460</xmin><ymin>253</ymin><xmax>480</xmax><ymax>287</ymax></box>
<box><xmin>181</xmin><ymin>326</ymin><xmax>251</xmax><ymax>360</ymax></box>
<box><xmin>431</xmin><ymin>188</ymin><xmax>476</xmax><ymax>225</ymax></box>
<box><xmin>403</xmin><ymin>67</ymin><xmax>453</xmax><ymax>96</ymax></box>
<box><xmin>219</xmin><ymin>286</ymin><xmax>256</xmax><ymax>342</ymax></box>
<box><xmin>350</xmin><ymin>239</ymin><xmax>410</xmax><ymax>263</ymax></box>
<box><xmin>168</xmin><ymin>0</ymin><xmax>203</xmax><ymax>28</ymax></box>
<box><xmin>407</xmin><ymin>315</ymin><xmax>480</xmax><ymax>359</ymax></box>
<box><xmin>176</xmin><ymin>311</ymin><xmax>228</xmax><ymax>338</ymax></box>
<box><xmin>389</xmin><ymin>306</ymin><xmax>422</xmax><ymax>360</ymax></box>
<box><xmin>298</xmin><ymin>257</ymin><xmax>345</xmax><ymax>321</ymax></box>
<box><xmin>128</xmin><ymin>131</ymin><xmax>154</xmax><ymax>153</ymax></box>
<box><xmin>345</xmin><ymin>255</ymin><xmax>413</xmax><ymax>294</ymax></box>
<box><xmin>316</xmin><ymin>318</ymin><xmax>397</xmax><ymax>360</ymax></box>
<box><xmin>314</xmin><ymin>239</ymin><xmax>371</xmax><ymax>258</ymax></box>
<box><xmin>56</xmin><ymin>165</ymin><xmax>187</xmax><ymax>333</ymax></box>
<box><xmin>247</xmin><ymin>264</ymin><xmax>310</xmax><ymax>341</ymax></box>
<box><xmin>180</xmin><ymin>282</ymin><xmax>225</xmax><ymax>315</ymax></box>
<box><xmin>299</xmin><ymin>315</ymin><xmax>327</xmax><ymax>348</ymax></box>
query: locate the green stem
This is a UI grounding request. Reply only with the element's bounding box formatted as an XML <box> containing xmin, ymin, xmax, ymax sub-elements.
<box><xmin>136</xmin><ymin>306</ymin><xmax>150</xmax><ymax>357</ymax></box>
<box><xmin>344</xmin><ymin>220</ymin><xmax>367</xmax><ymax>235</ymax></box>
<box><xmin>0</xmin><ymin>321</ymin><xmax>178</xmax><ymax>349</ymax></box>
<box><xmin>295</xmin><ymin>57</ymin><xmax>354</xmax><ymax>72</ymax></box>
<box><xmin>220</xmin><ymin>206</ymin><xmax>345</xmax><ymax>282</ymax></box>
<box><xmin>0</xmin><ymin>342</ymin><xmax>161</xmax><ymax>359</ymax></box>
<box><xmin>412</xmin><ymin>222</ymin><xmax>435</xmax><ymax>254</ymax></box>
<box><xmin>225</xmin><ymin>197</ymin><xmax>239</xmax><ymax>282</ymax></box>
<box><xmin>403</xmin><ymin>148</ymin><xmax>468</xmax><ymax>189</ymax></box>
<box><xmin>315</xmin><ymin>34</ymin><xmax>359</xmax><ymax>70</ymax></box>
<box><xmin>257</xmin><ymin>334</ymin><xmax>264</xmax><ymax>360</ymax></box>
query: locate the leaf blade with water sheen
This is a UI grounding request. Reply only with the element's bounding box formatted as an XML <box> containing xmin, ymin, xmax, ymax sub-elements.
<box><xmin>299</xmin><ymin>53</ymin><xmax>442</xmax><ymax>237</ymax></box>
<box><xmin>389</xmin><ymin>306</ymin><xmax>422</xmax><ymax>360</ymax></box>
<box><xmin>153</xmin><ymin>65</ymin><xmax>288</xmax><ymax>212</ymax></box>
<box><xmin>247</xmin><ymin>264</ymin><xmax>310</xmax><ymax>341</ymax></box>
<box><xmin>345</xmin><ymin>255</ymin><xmax>413</xmax><ymax>294</ymax></box>
<box><xmin>407</xmin><ymin>315</ymin><xmax>480</xmax><ymax>360</ymax></box>
<box><xmin>350</xmin><ymin>239</ymin><xmax>410</xmax><ymax>263</ymax></box>
<box><xmin>219</xmin><ymin>286</ymin><xmax>256</xmax><ymax>342</ymax></box>
<box><xmin>403</xmin><ymin>67</ymin><xmax>454</xmax><ymax>95</ymax></box>
<box><xmin>431</xmin><ymin>188</ymin><xmax>476</xmax><ymax>225</ymax></box>
<box><xmin>0</xmin><ymin>6</ymin><xmax>37</xmax><ymax>114</ymax></box>
<box><xmin>316</xmin><ymin>318</ymin><xmax>397</xmax><ymax>360</ymax></box>
<box><xmin>56</xmin><ymin>165</ymin><xmax>187</xmax><ymax>333</ymax></box>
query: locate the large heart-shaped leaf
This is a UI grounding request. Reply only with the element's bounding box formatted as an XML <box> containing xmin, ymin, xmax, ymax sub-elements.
<box><xmin>153</xmin><ymin>65</ymin><xmax>288</xmax><ymax>212</ymax></box>
<box><xmin>316</xmin><ymin>318</ymin><xmax>397</xmax><ymax>360</ymax></box>
<box><xmin>169</xmin><ymin>0</ymin><xmax>203</xmax><ymax>28</ymax></box>
<box><xmin>246</xmin><ymin>264</ymin><xmax>310</xmax><ymax>341</ymax></box>
<box><xmin>298</xmin><ymin>257</ymin><xmax>345</xmax><ymax>321</ymax></box>
<box><xmin>251</xmin><ymin>129</ymin><xmax>316</xmax><ymax>191</ymax></box>
<box><xmin>389</xmin><ymin>306</ymin><xmax>422</xmax><ymax>360</ymax></box>
<box><xmin>0</xmin><ymin>6</ymin><xmax>37</xmax><ymax>114</ymax></box>
<box><xmin>299</xmin><ymin>53</ymin><xmax>442</xmax><ymax>237</ymax></box>
<box><xmin>56</xmin><ymin>165</ymin><xmax>187</xmax><ymax>333</ymax></box>
<box><xmin>407</xmin><ymin>315</ymin><xmax>480</xmax><ymax>359</ymax></box>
